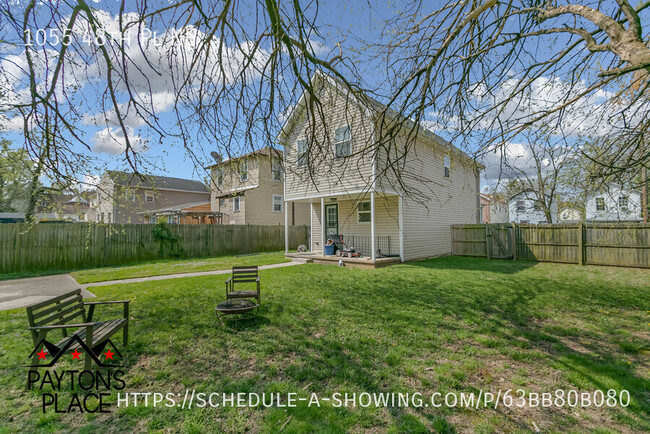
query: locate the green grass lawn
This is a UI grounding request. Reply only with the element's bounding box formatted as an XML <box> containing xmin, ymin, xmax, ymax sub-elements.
<box><xmin>1</xmin><ymin>257</ymin><xmax>648</xmax><ymax>432</ymax></box>
<box><xmin>69</xmin><ymin>251</ymin><xmax>290</xmax><ymax>284</ymax></box>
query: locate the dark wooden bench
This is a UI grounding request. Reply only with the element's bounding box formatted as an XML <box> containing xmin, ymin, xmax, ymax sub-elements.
<box><xmin>26</xmin><ymin>289</ymin><xmax>129</xmax><ymax>368</ymax></box>
<box><xmin>225</xmin><ymin>266</ymin><xmax>261</xmax><ymax>304</ymax></box>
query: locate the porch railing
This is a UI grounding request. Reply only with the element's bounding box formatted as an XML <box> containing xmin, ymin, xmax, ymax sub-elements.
<box><xmin>339</xmin><ymin>235</ymin><xmax>393</xmax><ymax>257</ymax></box>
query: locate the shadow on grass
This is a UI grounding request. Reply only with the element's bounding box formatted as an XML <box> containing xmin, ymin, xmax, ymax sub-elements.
<box><xmin>407</xmin><ymin>255</ymin><xmax>538</xmax><ymax>274</ymax></box>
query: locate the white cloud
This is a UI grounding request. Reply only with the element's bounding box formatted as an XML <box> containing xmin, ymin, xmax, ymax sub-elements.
<box><xmin>91</xmin><ymin>127</ymin><xmax>146</xmax><ymax>155</ymax></box>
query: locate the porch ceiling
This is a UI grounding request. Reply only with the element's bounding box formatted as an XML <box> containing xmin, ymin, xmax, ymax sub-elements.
<box><xmin>286</xmin><ymin>190</ymin><xmax>400</xmax><ymax>203</ymax></box>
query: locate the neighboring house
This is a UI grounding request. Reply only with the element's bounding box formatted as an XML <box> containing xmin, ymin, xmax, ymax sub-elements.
<box><xmin>480</xmin><ymin>194</ymin><xmax>509</xmax><ymax>223</ymax></box>
<box><xmin>280</xmin><ymin>73</ymin><xmax>481</xmax><ymax>263</ymax></box>
<box><xmin>508</xmin><ymin>190</ymin><xmax>558</xmax><ymax>224</ymax></box>
<box><xmin>90</xmin><ymin>171</ymin><xmax>210</xmax><ymax>224</ymax></box>
<box><xmin>207</xmin><ymin>147</ymin><xmax>309</xmax><ymax>226</ymax></box>
<box><xmin>558</xmin><ymin>207</ymin><xmax>582</xmax><ymax>223</ymax></box>
<box><xmin>586</xmin><ymin>184</ymin><xmax>642</xmax><ymax>222</ymax></box>
<box><xmin>34</xmin><ymin>189</ymin><xmax>90</xmax><ymax>222</ymax></box>
<box><xmin>138</xmin><ymin>201</ymin><xmax>222</xmax><ymax>224</ymax></box>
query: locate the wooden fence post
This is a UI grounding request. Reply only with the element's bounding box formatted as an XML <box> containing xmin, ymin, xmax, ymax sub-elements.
<box><xmin>577</xmin><ymin>222</ymin><xmax>584</xmax><ymax>266</ymax></box>
<box><xmin>511</xmin><ymin>223</ymin><xmax>517</xmax><ymax>261</ymax></box>
<box><xmin>485</xmin><ymin>224</ymin><xmax>491</xmax><ymax>260</ymax></box>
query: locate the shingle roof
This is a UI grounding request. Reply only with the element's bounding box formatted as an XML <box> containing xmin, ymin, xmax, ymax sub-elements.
<box><xmin>107</xmin><ymin>171</ymin><xmax>208</xmax><ymax>193</ymax></box>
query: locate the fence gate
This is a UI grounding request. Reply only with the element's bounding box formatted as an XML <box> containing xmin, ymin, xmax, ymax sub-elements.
<box><xmin>486</xmin><ymin>224</ymin><xmax>514</xmax><ymax>259</ymax></box>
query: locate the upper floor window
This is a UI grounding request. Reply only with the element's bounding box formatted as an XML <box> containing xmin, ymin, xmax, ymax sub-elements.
<box><xmin>219</xmin><ymin>198</ymin><xmax>225</xmax><ymax>208</ymax></box>
<box><xmin>145</xmin><ymin>191</ymin><xmax>154</xmax><ymax>202</ymax></box>
<box><xmin>272</xmin><ymin>194</ymin><xmax>283</xmax><ymax>212</ymax></box>
<box><xmin>334</xmin><ymin>126</ymin><xmax>352</xmax><ymax>158</ymax></box>
<box><xmin>216</xmin><ymin>168</ymin><xmax>223</xmax><ymax>186</ymax></box>
<box><xmin>618</xmin><ymin>196</ymin><xmax>628</xmax><ymax>211</ymax></box>
<box><xmin>125</xmin><ymin>189</ymin><xmax>136</xmax><ymax>202</ymax></box>
<box><xmin>240</xmin><ymin>159</ymin><xmax>248</xmax><ymax>182</ymax></box>
<box><xmin>516</xmin><ymin>200</ymin><xmax>524</xmax><ymax>212</ymax></box>
<box><xmin>595</xmin><ymin>197</ymin><xmax>605</xmax><ymax>211</ymax></box>
<box><xmin>297</xmin><ymin>139</ymin><xmax>308</xmax><ymax>167</ymax></box>
<box><xmin>443</xmin><ymin>155</ymin><xmax>450</xmax><ymax>178</ymax></box>
<box><xmin>357</xmin><ymin>201</ymin><xmax>371</xmax><ymax>223</ymax></box>
<box><xmin>271</xmin><ymin>159</ymin><xmax>282</xmax><ymax>181</ymax></box>
<box><xmin>233</xmin><ymin>196</ymin><xmax>241</xmax><ymax>212</ymax></box>
<box><xmin>533</xmin><ymin>201</ymin><xmax>542</xmax><ymax>211</ymax></box>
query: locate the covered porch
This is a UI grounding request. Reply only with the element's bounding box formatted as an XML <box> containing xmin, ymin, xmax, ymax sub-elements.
<box><xmin>283</xmin><ymin>190</ymin><xmax>404</xmax><ymax>267</ymax></box>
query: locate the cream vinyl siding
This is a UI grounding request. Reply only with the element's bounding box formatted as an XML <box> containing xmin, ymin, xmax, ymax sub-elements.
<box><xmin>336</xmin><ymin>197</ymin><xmax>399</xmax><ymax>242</ymax></box>
<box><xmin>311</xmin><ymin>203</ymin><xmax>322</xmax><ymax>251</ymax></box>
<box><xmin>396</xmin><ymin>137</ymin><xmax>478</xmax><ymax>261</ymax></box>
<box><xmin>211</xmin><ymin>153</ymin><xmax>309</xmax><ymax>226</ymax></box>
<box><xmin>283</xmin><ymin>82</ymin><xmax>375</xmax><ymax>201</ymax></box>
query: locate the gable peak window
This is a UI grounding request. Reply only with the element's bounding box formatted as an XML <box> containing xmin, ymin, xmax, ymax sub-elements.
<box><xmin>516</xmin><ymin>200</ymin><xmax>524</xmax><ymax>212</ymax></box>
<box><xmin>271</xmin><ymin>158</ymin><xmax>282</xmax><ymax>181</ymax></box>
<box><xmin>443</xmin><ymin>155</ymin><xmax>450</xmax><ymax>178</ymax></box>
<box><xmin>297</xmin><ymin>139</ymin><xmax>308</xmax><ymax>167</ymax></box>
<box><xmin>239</xmin><ymin>159</ymin><xmax>248</xmax><ymax>182</ymax></box>
<box><xmin>334</xmin><ymin>126</ymin><xmax>352</xmax><ymax>158</ymax></box>
<box><xmin>595</xmin><ymin>197</ymin><xmax>605</xmax><ymax>211</ymax></box>
<box><xmin>618</xmin><ymin>195</ymin><xmax>628</xmax><ymax>211</ymax></box>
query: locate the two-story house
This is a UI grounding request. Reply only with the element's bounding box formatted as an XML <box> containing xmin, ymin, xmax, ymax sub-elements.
<box><xmin>90</xmin><ymin>171</ymin><xmax>210</xmax><ymax>224</ymax></box>
<box><xmin>586</xmin><ymin>184</ymin><xmax>642</xmax><ymax>222</ymax></box>
<box><xmin>279</xmin><ymin>73</ymin><xmax>481</xmax><ymax>265</ymax></box>
<box><xmin>480</xmin><ymin>193</ymin><xmax>509</xmax><ymax>223</ymax></box>
<box><xmin>208</xmin><ymin>147</ymin><xmax>309</xmax><ymax>226</ymax></box>
<box><xmin>508</xmin><ymin>189</ymin><xmax>558</xmax><ymax>224</ymax></box>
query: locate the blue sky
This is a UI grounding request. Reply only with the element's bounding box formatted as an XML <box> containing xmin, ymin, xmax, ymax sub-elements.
<box><xmin>0</xmin><ymin>1</ymin><xmax>637</xmax><ymax>192</ymax></box>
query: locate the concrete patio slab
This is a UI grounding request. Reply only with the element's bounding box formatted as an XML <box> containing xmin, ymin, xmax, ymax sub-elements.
<box><xmin>0</xmin><ymin>274</ymin><xmax>95</xmax><ymax>311</ymax></box>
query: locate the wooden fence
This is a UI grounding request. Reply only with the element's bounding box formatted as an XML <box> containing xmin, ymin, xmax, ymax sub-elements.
<box><xmin>0</xmin><ymin>223</ymin><xmax>310</xmax><ymax>274</ymax></box>
<box><xmin>451</xmin><ymin>223</ymin><xmax>650</xmax><ymax>268</ymax></box>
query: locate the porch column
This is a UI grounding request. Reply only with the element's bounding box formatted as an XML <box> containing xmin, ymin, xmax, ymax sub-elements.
<box><xmin>309</xmin><ymin>202</ymin><xmax>314</xmax><ymax>251</ymax></box>
<box><xmin>321</xmin><ymin>197</ymin><xmax>326</xmax><ymax>256</ymax></box>
<box><xmin>284</xmin><ymin>200</ymin><xmax>289</xmax><ymax>254</ymax></box>
<box><xmin>371</xmin><ymin>191</ymin><xmax>376</xmax><ymax>261</ymax></box>
<box><xmin>398</xmin><ymin>195</ymin><xmax>404</xmax><ymax>262</ymax></box>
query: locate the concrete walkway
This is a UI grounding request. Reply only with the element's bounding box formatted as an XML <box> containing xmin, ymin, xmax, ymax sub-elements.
<box><xmin>80</xmin><ymin>259</ymin><xmax>307</xmax><ymax>289</ymax></box>
<box><xmin>0</xmin><ymin>275</ymin><xmax>96</xmax><ymax>311</ymax></box>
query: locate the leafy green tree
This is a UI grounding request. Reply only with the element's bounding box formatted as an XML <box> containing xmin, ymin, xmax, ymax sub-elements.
<box><xmin>0</xmin><ymin>140</ymin><xmax>34</xmax><ymax>213</ymax></box>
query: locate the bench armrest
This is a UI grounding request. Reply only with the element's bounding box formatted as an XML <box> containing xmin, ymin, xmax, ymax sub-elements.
<box><xmin>85</xmin><ymin>300</ymin><xmax>130</xmax><ymax>321</ymax></box>
<box><xmin>83</xmin><ymin>300</ymin><xmax>130</xmax><ymax>305</ymax></box>
<box><xmin>256</xmin><ymin>276</ymin><xmax>260</xmax><ymax>282</ymax></box>
<box><xmin>29</xmin><ymin>322</ymin><xmax>96</xmax><ymax>331</ymax></box>
<box><xmin>225</xmin><ymin>277</ymin><xmax>233</xmax><ymax>284</ymax></box>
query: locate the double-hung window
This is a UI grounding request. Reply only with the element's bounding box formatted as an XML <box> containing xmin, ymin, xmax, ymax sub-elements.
<box><xmin>216</xmin><ymin>168</ymin><xmax>223</xmax><ymax>186</ymax></box>
<box><xmin>618</xmin><ymin>196</ymin><xmax>628</xmax><ymax>211</ymax></box>
<box><xmin>240</xmin><ymin>159</ymin><xmax>248</xmax><ymax>182</ymax></box>
<box><xmin>297</xmin><ymin>139</ymin><xmax>308</xmax><ymax>167</ymax></box>
<box><xmin>271</xmin><ymin>159</ymin><xmax>282</xmax><ymax>181</ymax></box>
<box><xmin>443</xmin><ymin>155</ymin><xmax>450</xmax><ymax>178</ymax></box>
<box><xmin>145</xmin><ymin>191</ymin><xmax>154</xmax><ymax>202</ymax></box>
<box><xmin>595</xmin><ymin>197</ymin><xmax>605</xmax><ymax>211</ymax></box>
<box><xmin>233</xmin><ymin>196</ymin><xmax>241</xmax><ymax>212</ymax></box>
<box><xmin>334</xmin><ymin>126</ymin><xmax>352</xmax><ymax>158</ymax></box>
<box><xmin>357</xmin><ymin>201</ymin><xmax>371</xmax><ymax>223</ymax></box>
<box><xmin>272</xmin><ymin>195</ymin><xmax>283</xmax><ymax>212</ymax></box>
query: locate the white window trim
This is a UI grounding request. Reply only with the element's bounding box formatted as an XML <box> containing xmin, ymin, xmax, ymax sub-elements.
<box><xmin>125</xmin><ymin>189</ymin><xmax>136</xmax><ymax>202</ymax></box>
<box><xmin>595</xmin><ymin>197</ymin><xmax>606</xmax><ymax>211</ymax></box>
<box><xmin>233</xmin><ymin>196</ymin><xmax>241</xmax><ymax>212</ymax></box>
<box><xmin>297</xmin><ymin>139</ymin><xmax>308</xmax><ymax>167</ymax></box>
<box><xmin>272</xmin><ymin>194</ymin><xmax>283</xmax><ymax>213</ymax></box>
<box><xmin>145</xmin><ymin>190</ymin><xmax>155</xmax><ymax>202</ymax></box>
<box><xmin>271</xmin><ymin>159</ymin><xmax>282</xmax><ymax>181</ymax></box>
<box><xmin>216</xmin><ymin>168</ymin><xmax>224</xmax><ymax>186</ymax></box>
<box><xmin>443</xmin><ymin>155</ymin><xmax>451</xmax><ymax>179</ymax></box>
<box><xmin>240</xmin><ymin>159</ymin><xmax>248</xmax><ymax>182</ymax></box>
<box><xmin>357</xmin><ymin>201</ymin><xmax>371</xmax><ymax>223</ymax></box>
<box><xmin>334</xmin><ymin>126</ymin><xmax>352</xmax><ymax>158</ymax></box>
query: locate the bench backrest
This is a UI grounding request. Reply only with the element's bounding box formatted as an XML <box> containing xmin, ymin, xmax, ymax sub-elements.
<box><xmin>26</xmin><ymin>289</ymin><xmax>86</xmax><ymax>340</ymax></box>
<box><xmin>231</xmin><ymin>266</ymin><xmax>258</xmax><ymax>284</ymax></box>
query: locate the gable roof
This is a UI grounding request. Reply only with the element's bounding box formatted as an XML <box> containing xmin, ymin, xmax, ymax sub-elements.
<box><xmin>278</xmin><ymin>72</ymin><xmax>482</xmax><ymax>168</ymax></box>
<box><xmin>205</xmin><ymin>146</ymin><xmax>282</xmax><ymax>170</ymax></box>
<box><xmin>106</xmin><ymin>171</ymin><xmax>208</xmax><ymax>193</ymax></box>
